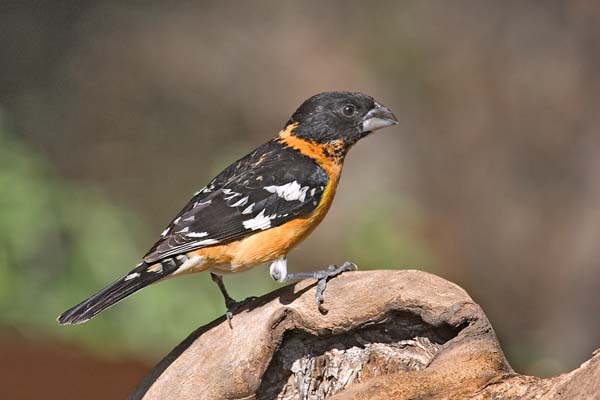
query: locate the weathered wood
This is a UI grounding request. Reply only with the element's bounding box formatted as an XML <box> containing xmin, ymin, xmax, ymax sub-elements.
<box><xmin>258</xmin><ymin>315</ymin><xmax>445</xmax><ymax>400</ymax></box>
<box><xmin>130</xmin><ymin>270</ymin><xmax>600</xmax><ymax>400</ymax></box>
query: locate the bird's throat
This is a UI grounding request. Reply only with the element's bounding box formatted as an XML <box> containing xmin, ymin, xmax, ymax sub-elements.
<box><xmin>277</xmin><ymin>123</ymin><xmax>347</xmax><ymax>170</ymax></box>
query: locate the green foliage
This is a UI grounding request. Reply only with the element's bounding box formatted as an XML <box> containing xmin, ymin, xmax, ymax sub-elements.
<box><xmin>0</xmin><ymin>127</ymin><xmax>232</xmax><ymax>358</ymax></box>
<box><xmin>345</xmin><ymin>196</ymin><xmax>434</xmax><ymax>271</ymax></box>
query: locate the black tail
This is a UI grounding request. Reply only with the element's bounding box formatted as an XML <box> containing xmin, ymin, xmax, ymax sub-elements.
<box><xmin>57</xmin><ymin>260</ymin><xmax>178</xmax><ymax>325</ymax></box>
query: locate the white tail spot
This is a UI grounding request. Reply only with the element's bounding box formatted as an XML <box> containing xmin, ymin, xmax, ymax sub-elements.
<box><xmin>124</xmin><ymin>272</ymin><xmax>140</xmax><ymax>281</ymax></box>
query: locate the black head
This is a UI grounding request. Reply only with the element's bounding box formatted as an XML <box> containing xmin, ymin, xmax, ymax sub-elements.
<box><xmin>286</xmin><ymin>91</ymin><xmax>397</xmax><ymax>145</ymax></box>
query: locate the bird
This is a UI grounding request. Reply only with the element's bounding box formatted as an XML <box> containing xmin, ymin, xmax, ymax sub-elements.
<box><xmin>57</xmin><ymin>91</ymin><xmax>398</xmax><ymax>327</ymax></box>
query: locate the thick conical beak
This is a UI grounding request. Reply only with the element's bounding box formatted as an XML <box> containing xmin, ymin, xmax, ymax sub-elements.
<box><xmin>361</xmin><ymin>102</ymin><xmax>398</xmax><ymax>133</ymax></box>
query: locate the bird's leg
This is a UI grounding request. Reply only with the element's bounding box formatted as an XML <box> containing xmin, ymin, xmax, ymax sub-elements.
<box><xmin>272</xmin><ymin>258</ymin><xmax>357</xmax><ymax>314</ymax></box>
<box><xmin>210</xmin><ymin>273</ymin><xmax>257</xmax><ymax>328</ymax></box>
<box><xmin>210</xmin><ymin>273</ymin><xmax>236</xmax><ymax>307</ymax></box>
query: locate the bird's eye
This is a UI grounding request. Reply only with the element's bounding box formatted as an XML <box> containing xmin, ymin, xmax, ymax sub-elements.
<box><xmin>342</xmin><ymin>104</ymin><xmax>356</xmax><ymax>117</ymax></box>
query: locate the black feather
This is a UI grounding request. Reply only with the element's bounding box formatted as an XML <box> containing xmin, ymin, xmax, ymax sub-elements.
<box><xmin>286</xmin><ymin>91</ymin><xmax>376</xmax><ymax>144</ymax></box>
<box><xmin>57</xmin><ymin>260</ymin><xmax>178</xmax><ymax>325</ymax></box>
<box><xmin>143</xmin><ymin>139</ymin><xmax>328</xmax><ymax>263</ymax></box>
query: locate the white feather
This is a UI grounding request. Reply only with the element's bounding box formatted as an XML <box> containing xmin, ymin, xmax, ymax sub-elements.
<box><xmin>242</xmin><ymin>209</ymin><xmax>272</xmax><ymax>230</ymax></box>
<box><xmin>187</xmin><ymin>231</ymin><xmax>208</xmax><ymax>238</ymax></box>
<box><xmin>242</xmin><ymin>203</ymin><xmax>255</xmax><ymax>214</ymax></box>
<box><xmin>196</xmin><ymin>238</ymin><xmax>219</xmax><ymax>245</ymax></box>
<box><xmin>124</xmin><ymin>272</ymin><xmax>140</xmax><ymax>281</ymax></box>
<box><xmin>264</xmin><ymin>181</ymin><xmax>309</xmax><ymax>202</ymax></box>
<box><xmin>230</xmin><ymin>196</ymin><xmax>249</xmax><ymax>207</ymax></box>
<box><xmin>269</xmin><ymin>257</ymin><xmax>288</xmax><ymax>282</ymax></box>
<box><xmin>172</xmin><ymin>254</ymin><xmax>203</xmax><ymax>275</ymax></box>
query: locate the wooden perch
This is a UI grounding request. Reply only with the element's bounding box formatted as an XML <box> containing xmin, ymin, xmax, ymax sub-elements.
<box><xmin>129</xmin><ymin>270</ymin><xmax>600</xmax><ymax>399</ymax></box>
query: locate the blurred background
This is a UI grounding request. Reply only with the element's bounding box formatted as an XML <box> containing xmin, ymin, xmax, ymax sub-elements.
<box><xmin>1</xmin><ymin>1</ymin><xmax>600</xmax><ymax>398</ymax></box>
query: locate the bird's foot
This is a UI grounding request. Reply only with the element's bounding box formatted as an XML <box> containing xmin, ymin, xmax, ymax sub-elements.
<box><xmin>286</xmin><ymin>261</ymin><xmax>357</xmax><ymax>314</ymax></box>
<box><xmin>210</xmin><ymin>272</ymin><xmax>257</xmax><ymax>329</ymax></box>
<box><xmin>224</xmin><ymin>295</ymin><xmax>258</xmax><ymax>329</ymax></box>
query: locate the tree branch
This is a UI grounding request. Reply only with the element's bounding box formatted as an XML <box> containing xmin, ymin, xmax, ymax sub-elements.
<box><xmin>129</xmin><ymin>270</ymin><xmax>600</xmax><ymax>400</ymax></box>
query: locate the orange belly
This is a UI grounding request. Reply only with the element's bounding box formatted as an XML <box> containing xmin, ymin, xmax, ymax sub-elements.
<box><xmin>189</xmin><ymin>174</ymin><xmax>339</xmax><ymax>273</ymax></box>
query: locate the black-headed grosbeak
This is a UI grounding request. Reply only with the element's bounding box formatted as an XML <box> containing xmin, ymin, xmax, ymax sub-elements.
<box><xmin>58</xmin><ymin>91</ymin><xmax>397</xmax><ymax>327</ymax></box>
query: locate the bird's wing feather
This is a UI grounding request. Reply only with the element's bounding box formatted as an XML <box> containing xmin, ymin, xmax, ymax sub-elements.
<box><xmin>143</xmin><ymin>140</ymin><xmax>328</xmax><ymax>263</ymax></box>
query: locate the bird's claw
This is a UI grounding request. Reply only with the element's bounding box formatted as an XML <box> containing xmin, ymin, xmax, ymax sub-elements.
<box><xmin>224</xmin><ymin>296</ymin><xmax>258</xmax><ymax>329</ymax></box>
<box><xmin>314</xmin><ymin>261</ymin><xmax>357</xmax><ymax>314</ymax></box>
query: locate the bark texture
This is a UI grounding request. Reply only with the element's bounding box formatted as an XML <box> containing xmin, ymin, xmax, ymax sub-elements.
<box><xmin>130</xmin><ymin>270</ymin><xmax>600</xmax><ymax>400</ymax></box>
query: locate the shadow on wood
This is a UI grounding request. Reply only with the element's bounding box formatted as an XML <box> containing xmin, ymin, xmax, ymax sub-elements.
<box><xmin>129</xmin><ymin>270</ymin><xmax>600</xmax><ymax>399</ymax></box>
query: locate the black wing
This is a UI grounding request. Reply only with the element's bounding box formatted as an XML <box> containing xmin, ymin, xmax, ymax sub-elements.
<box><xmin>143</xmin><ymin>140</ymin><xmax>328</xmax><ymax>263</ymax></box>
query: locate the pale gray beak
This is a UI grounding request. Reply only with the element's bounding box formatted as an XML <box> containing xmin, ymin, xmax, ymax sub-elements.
<box><xmin>361</xmin><ymin>102</ymin><xmax>398</xmax><ymax>133</ymax></box>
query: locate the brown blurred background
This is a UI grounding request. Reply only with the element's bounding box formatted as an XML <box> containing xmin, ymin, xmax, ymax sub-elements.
<box><xmin>1</xmin><ymin>1</ymin><xmax>600</xmax><ymax>398</ymax></box>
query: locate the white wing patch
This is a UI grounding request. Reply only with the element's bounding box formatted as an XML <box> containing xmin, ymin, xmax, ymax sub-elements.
<box><xmin>242</xmin><ymin>203</ymin><xmax>254</xmax><ymax>214</ymax></box>
<box><xmin>195</xmin><ymin>238</ymin><xmax>219</xmax><ymax>245</ymax></box>
<box><xmin>242</xmin><ymin>209</ymin><xmax>274</xmax><ymax>230</ymax></box>
<box><xmin>194</xmin><ymin>186</ymin><xmax>213</xmax><ymax>196</ymax></box>
<box><xmin>230</xmin><ymin>196</ymin><xmax>249</xmax><ymax>207</ymax></box>
<box><xmin>224</xmin><ymin>191</ymin><xmax>241</xmax><ymax>201</ymax></box>
<box><xmin>186</xmin><ymin>231</ymin><xmax>209</xmax><ymax>238</ymax></box>
<box><xmin>160</xmin><ymin>227</ymin><xmax>171</xmax><ymax>237</ymax></box>
<box><xmin>264</xmin><ymin>181</ymin><xmax>309</xmax><ymax>202</ymax></box>
<box><xmin>193</xmin><ymin>199</ymin><xmax>212</xmax><ymax>208</ymax></box>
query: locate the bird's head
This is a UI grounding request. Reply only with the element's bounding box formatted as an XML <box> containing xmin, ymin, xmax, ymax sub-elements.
<box><xmin>285</xmin><ymin>91</ymin><xmax>398</xmax><ymax>147</ymax></box>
